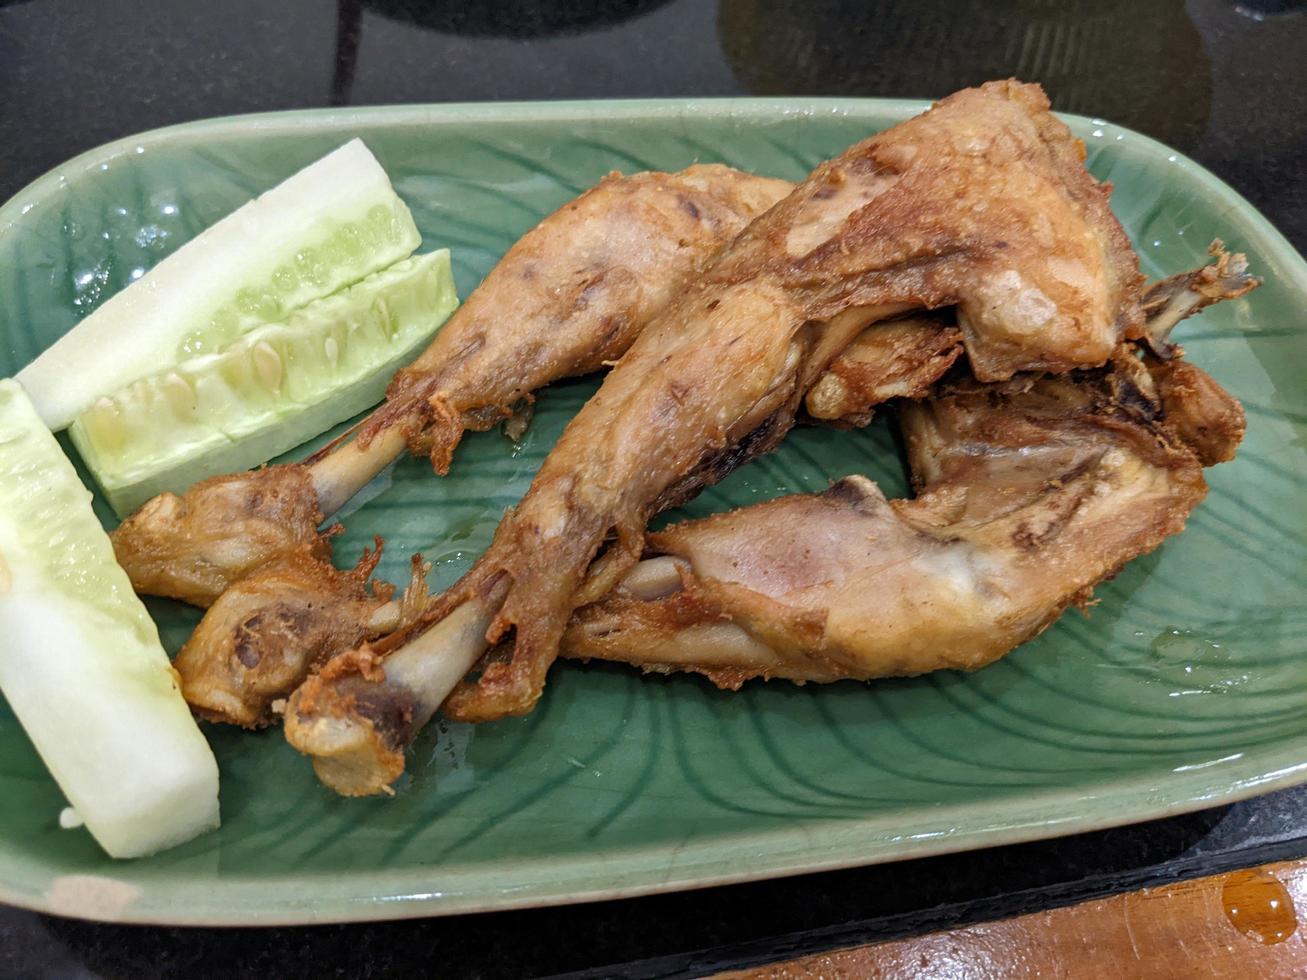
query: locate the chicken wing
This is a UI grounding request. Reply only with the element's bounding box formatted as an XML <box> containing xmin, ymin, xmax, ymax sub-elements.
<box><xmin>110</xmin><ymin>165</ymin><xmax>793</xmax><ymax>607</ymax></box>
<box><xmin>283</xmin><ymin>80</ymin><xmax>1150</xmax><ymax>793</ymax></box>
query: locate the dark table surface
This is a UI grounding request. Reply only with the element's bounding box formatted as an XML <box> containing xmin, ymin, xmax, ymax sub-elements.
<box><xmin>2</xmin><ymin>0</ymin><xmax>1306</xmax><ymax>977</ymax></box>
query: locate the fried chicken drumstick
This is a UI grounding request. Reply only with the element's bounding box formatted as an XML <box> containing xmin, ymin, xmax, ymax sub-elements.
<box><xmin>173</xmin><ymin>543</ymin><xmax>431</xmax><ymax>728</ymax></box>
<box><xmin>282</xmin><ymin>80</ymin><xmax>1158</xmax><ymax>792</ymax></box>
<box><xmin>110</xmin><ymin>165</ymin><xmax>792</xmax><ymax>608</ymax></box>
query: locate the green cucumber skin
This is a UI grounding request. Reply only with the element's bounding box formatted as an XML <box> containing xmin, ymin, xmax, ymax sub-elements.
<box><xmin>17</xmin><ymin>139</ymin><xmax>421</xmax><ymax>430</ymax></box>
<box><xmin>71</xmin><ymin>250</ymin><xmax>459</xmax><ymax>516</ymax></box>
<box><xmin>0</xmin><ymin>380</ymin><xmax>220</xmax><ymax>859</ymax></box>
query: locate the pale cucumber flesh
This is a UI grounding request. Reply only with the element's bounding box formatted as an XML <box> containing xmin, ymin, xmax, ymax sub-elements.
<box><xmin>71</xmin><ymin>250</ymin><xmax>460</xmax><ymax>516</ymax></box>
<box><xmin>0</xmin><ymin>380</ymin><xmax>220</xmax><ymax>859</ymax></box>
<box><xmin>17</xmin><ymin>139</ymin><xmax>421</xmax><ymax>430</ymax></box>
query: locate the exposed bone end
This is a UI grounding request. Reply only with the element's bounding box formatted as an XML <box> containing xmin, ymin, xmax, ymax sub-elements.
<box><xmin>283</xmin><ymin>647</ymin><xmax>417</xmax><ymax>797</ymax></box>
<box><xmin>121</xmin><ymin>488</ymin><xmax>182</xmax><ymax>527</ymax></box>
<box><xmin>290</xmin><ymin>711</ymin><xmax>406</xmax><ymax>798</ymax></box>
<box><xmin>171</xmin><ymin>541</ymin><xmax>411</xmax><ymax>730</ymax></box>
<box><xmin>1197</xmin><ymin>241</ymin><xmax>1260</xmax><ymax>304</ymax></box>
<box><xmin>366</xmin><ymin>600</ymin><xmax>403</xmax><ymax>634</ymax></box>
<box><xmin>183</xmin><ymin>680</ymin><xmax>264</xmax><ymax>730</ymax></box>
<box><xmin>1138</xmin><ymin>241</ymin><xmax>1260</xmax><ymax>356</ymax></box>
<box><xmin>308</xmin><ymin>421</ymin><xmax>411</xmax><ymax>518</ymax></box>
<box><xmin>617</xmin><ymin>555</ymin><xmax>689</xmax><ymax>600</ymax></box>
<box><xmin>343</xmin><ymin>377</ymin><xmax>467</xmax><ymax>479</ymax></box>
<box><xmin>284</xmin><ymin>690</ymin><xmax>408</xmax><ymax>798</ymax></box>
<box><xmin>380</xmin><ymin>583</ymin><xmax>508</xmax><ymax>711</ymax></box>
<box><xmin>284</xmin><ymin>578</ymin><xmax>507</xmax><ymax>794</ymax></box>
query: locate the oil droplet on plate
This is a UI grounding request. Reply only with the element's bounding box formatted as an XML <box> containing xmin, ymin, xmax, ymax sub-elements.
<box><xmin>1222</xmin><ymin>868</ymin><xmax>1297</xmax><ymax>945</ymax></box>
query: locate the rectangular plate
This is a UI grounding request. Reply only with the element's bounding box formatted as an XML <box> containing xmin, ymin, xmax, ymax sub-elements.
<box><xmin>1</xmin><ymin>98</ymin><xmax>1305</xmax><ymax>925</ymax></box>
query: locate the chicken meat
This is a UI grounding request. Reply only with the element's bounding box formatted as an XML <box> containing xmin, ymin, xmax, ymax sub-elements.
<box><xmin>803</xmin><ymin>314</ymin><xmax>964</xmax><ymax>427</ymax></box>
<box><xmin>564</xmin><ymin>249</ymin><xmax>1258</xmax><ymax>687</ymax></box>
<box><xmin>283</xmin><ymin>79</ymin><xmax>1153</xmax><ymax>793</ymax></box>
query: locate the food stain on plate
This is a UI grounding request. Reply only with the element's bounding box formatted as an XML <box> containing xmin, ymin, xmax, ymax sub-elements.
<box><xmin>45</xmin><ymin>874</ymin><xmax>142</xmax><ymax>921</ymax></box>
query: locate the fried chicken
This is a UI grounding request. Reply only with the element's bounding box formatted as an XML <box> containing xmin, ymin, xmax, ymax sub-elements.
<box><xmin>110</xmin><ymin>165</ymin><xmax>793</xmax><ymax>607</ymax></box>
<box><xmin>283</xmin><ymin>80</ymin><xmax>1155</xmax><ymax>793</ymax></box>
<box><xmin>283</xmin><ymin>235</ymin><xmax>1254</xmax><ymax>797</ymax></box>
<box><xmin>358</xmin><ymin>164</ymin><xmax>795</xmax><ymax>474</ymax></box>
<box><xmin>564</xmin><ymin>251</ymin><xmax>1260</xmax><ymax>688</ymax></box>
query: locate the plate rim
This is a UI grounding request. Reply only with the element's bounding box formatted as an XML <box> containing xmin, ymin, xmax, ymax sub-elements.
<box><xmin>5</xmin><ymin>756</ymin><xmax>1307</xmax><ymax>925</ymax></box>
<box><xmin>2</xmin><ymin>96</ymin><xmax>1306</xmax><ymax>925</ymax></box>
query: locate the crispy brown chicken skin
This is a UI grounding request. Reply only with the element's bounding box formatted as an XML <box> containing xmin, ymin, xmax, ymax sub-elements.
<box><xmin>360</xmin><ymin>164</ymin><xmax>796</xmax><ymax>473</ymax></box>
<box><xmin>173</xmin><ymin>313</ymin><xmax>981</xmax><ymax>729</ymax></box>
<box><xmin>109</xmin><ymin>165</ymin><xmax>793</xmax><ymax>608</ymax></box>
<box><xmin>280</xmin><ymin>80</ymin><xmax>1158</xmax><ymax>795</ymax></box>
<box><xmin>563</xmin><ymin>347</ymin><xmax>1244</xmax><ymax>688</ymax></box>
<box><xmin>280</xmin><ymin>339</ymin><xmax>1246</xmax><ymax>797</ymax></box>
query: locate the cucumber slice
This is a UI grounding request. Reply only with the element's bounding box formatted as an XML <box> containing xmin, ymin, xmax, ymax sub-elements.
<box><xmin>0</xmin><ymin>380</ymin><xmax>220</xmax><ymax>859</ymax></box>
<box><xmin>17</xmin><ymin>139</ymin><xmax>421</xmax><ymax>430</ymax></box>
<box><xmin>70</xmin><ymin>249</ymin><xmax>459</xmax><ymax>517</ymax></box>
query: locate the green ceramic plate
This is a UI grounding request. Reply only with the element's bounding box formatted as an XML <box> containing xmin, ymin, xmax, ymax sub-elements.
<box><xmin>1</xmin><ymin>99</ymin><xmax>1305</xmax><ymax>925</ymax></box>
